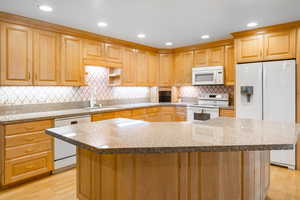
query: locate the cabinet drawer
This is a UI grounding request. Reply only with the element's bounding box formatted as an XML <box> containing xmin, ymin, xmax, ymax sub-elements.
<box><xmin>176</xmin><ymin>107</ymin><xmax>186</xmax><ymax>113</ymax></box>
<box><xmin>220</xmin><ymin>109</ymin><xmax>235</xmax><ymax>117</ymax></box>
<box><xmin>4</xmin><ymin>151</ymin><xmax>53</xmax><ymax>185</ymax></box>
<box><xmin>5</xmin><ymin>120</ymin><xmax>52</xmax><ymax>136</ymax></box>
<box><xmin>130</xmin><ymin>115</ymin><xmax>148</xmax><ymax>120</ymax></box>
<box><xmin>174</xmin><ymin>114</ymin><xmax>186</xmax><ymax>122</ymax></box>
<box><xmin>147</xmin><ymin>107</ymin><xmax>160</xmax><ymax>113</ymax></box>
<box><xmin>5</xmin><ymin>131</ymin><xmax>51</xmax><ymax>147</ymax></box>
<box><xmin>6</xmin><ymin>140</ymin><xmax>52</xmax><ymax>160</ymax></box>
<box><xmin>160</xmin><ymin>106</ymin><xmax>175</xmax><ymax>113</ymax></box>
<box><xmin>159</xmin><ymin>113</ymin><xmax>174</xmax><ymax>122</ymax></box>
<box><xmin>132</xmin><ymin>108</ymin><xmax>147</xmax><ymax>116</ymax></box>
<box><xmin>92</xmin><ymin>112</ymin><xmax>116</xmax><ymax>121</ymax></box>
<box><xmin>146</xmin><ymin>113</ymin><xmax>161</xmax><ymax>122</ymax></box>
<box><xmin>115</xmin><ymin>110</ymin><xmax>132</xmax><ymax>118</ymax></box>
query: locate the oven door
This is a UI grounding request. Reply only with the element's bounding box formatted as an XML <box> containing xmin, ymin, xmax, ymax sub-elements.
<box><xmin>188</xmin><ymin>107</ymin><xmax>219</xmax><ymax>121</ymax></box>
<box><xmin>192</xmin><ymin>71</ymin><xmax>217</xmax><ymax>85</ymax></box>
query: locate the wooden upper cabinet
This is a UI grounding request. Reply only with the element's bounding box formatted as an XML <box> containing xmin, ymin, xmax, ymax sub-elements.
<box><xmin>208</xmin><ymin>46</ymin><xmax>224</xmax><ymax>66</ymax></box>
<box><xmin>105</xmin><ymin>43</ymin><xmax>123</xmax><ymax>68</ymax></box>
<box><xmin>263</xmin><ymin>29</ymin><xmax>296</xmax><ymax>60</ymax></box>
<box><xmin>33</xmin><ymin>30</ymin><xmax>60</xmax><ymax>86</ymax></box>
<box><xmin>122</xmin><ymin>48</ymin><xmax>136</xmax><ymax>85</ymax></box>
<box><xmin>159</xmin><ymin>54</ymin><xmax>173</xmax><ymax>86</ymax></box>
<box><xmin>236</xmin><ymin>35</ymin><xmax>264</xmax><ymax>63</ymax></box>
<box><xmin>175</xmin><ymin>51</ymin><xmax>194</xmax><ymax>86</ymax></box>
<box><xmin>60</xmin><ymin>35</ymin><xmax>83</xmax><ymax>86</ymax></box>
<box><xmin>224</xmin><ymin>45</ymin><xmax>235</xmax><ymax>86</ymax></box>
<box><xmin>83</xmin><ymin>40</ymin><xmax>105</xmax><ymax>66</ymax></box>
<box><xmin>147</xmin><ymin>52</ymin><xmax>159</xmax><ymax>86</ymax></box>
<box><xmin>136</xmin><ymin>50</ymin><xmax>148</xmax><ymax>86</ymax></box>
<box><xmin>174</xmin><ymin>53</ymin><xmax>184</xmax><ymax>85</ymax></box>
<box><xmin>0</xmin><ymin>23</ymin><xmax>33</xmax><ymax>85</ymax></box>
<box><xmin>194</xmin><ymin>49</ymin><xmax>208</xmax><ymax>66</ymax></box>
<box><xmin>182</xmin><ymin>51</ymin><xmax>194</xmax><ymax>84</ymax></box>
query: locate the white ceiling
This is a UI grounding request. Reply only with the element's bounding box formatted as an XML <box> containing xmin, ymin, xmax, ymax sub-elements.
<box><xmin>1</xmin><ymin>0</ymin><xmax>300</xmax><ymax>48</ymax></box>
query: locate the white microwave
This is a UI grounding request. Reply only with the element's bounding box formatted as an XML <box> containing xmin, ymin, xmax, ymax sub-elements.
<box><xmin>192</xmin><ymin>66</ymin><xmax>224</xmax><ymax>85</ymax></box>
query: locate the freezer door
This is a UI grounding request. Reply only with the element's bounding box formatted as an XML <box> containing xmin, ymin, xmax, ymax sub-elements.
<box><xmin>263</xmin><ymin>60</ymin><xmax>296</xmax><ymax>169</ymax></box>
<box><xmin>263</xmin><ymin>60</ymin><xmax>295</xmax><ymax>122</ymax></box>
<box><xmin>236</xmin><ymin>62</ymin><xmax>263</xmax><ymax>120</ymax></box>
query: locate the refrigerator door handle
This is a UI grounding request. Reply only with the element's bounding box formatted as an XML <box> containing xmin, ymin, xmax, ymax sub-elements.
<box><xmin>262</xmin><ymin>65</ymin><xmax>266</xmax><ymax>120</ymax></box>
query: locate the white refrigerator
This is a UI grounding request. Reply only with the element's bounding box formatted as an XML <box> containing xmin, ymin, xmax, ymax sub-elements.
<box><xmin>236</xmin><ymin>60</ymin><xmax>296</xmax><ymax>169</ymax></box>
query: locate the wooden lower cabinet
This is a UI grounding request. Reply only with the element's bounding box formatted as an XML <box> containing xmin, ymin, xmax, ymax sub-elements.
<box><xmin>5</xmin><ymin>151</ymin><xmax>53</xmax><ymax>185</ymax></box>
<box><xmin>220</xmin><ymin>108</ymin><xmax>235</xmax><ymax>117</ymax></box>
<box><xmin>91</xmin><ymin>106</ymin><xmax>187</xmax><ymax>123</ymax></box>
<box><xmin>91</xmin><ymin>112</ymin><xmax>116</xmax><ymax>121</ymax></box>
<box><xmin>77</xmin><ymin>149</ymin><xmax>270</xmax><ymax>200</ymax></box>
<box><xmin>0</xmin><ymin>120</ymin><xmax>53</xmax><ymax>186</ymax></box>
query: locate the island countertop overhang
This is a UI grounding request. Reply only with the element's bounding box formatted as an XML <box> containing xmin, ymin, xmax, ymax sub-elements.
<box><xmin>45</xmin><ymin>118</ymin><xmax>300</xmax><ymax>154</ymax></box>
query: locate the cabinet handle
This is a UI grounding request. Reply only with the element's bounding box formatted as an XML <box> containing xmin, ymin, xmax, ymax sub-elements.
<box><xmin>25</xmin><ymin>148</ymin><xmax>34</xmax><ymax>153</ymax></box>
<box><xmin>28</xmin><ymin>72</ymin><xmax>31</xmax><ymax>80</ymax></box>
<box><xmin>25</xmin><ymin>127</ymin><xmax>35</xmax><ymax>130</ymax></box>
<box><xmin>25</xmin><ymin>165</ymin><xmax>35</xmax><ymax>170</ymax></box>
<box><xmin>25</xmin><ymin>137</ymin><xmax>35</xmax><ymax>142</ymax></box>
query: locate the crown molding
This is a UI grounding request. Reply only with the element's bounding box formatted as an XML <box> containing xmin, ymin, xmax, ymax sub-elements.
<box><xmin>0</xmin><ymin>11</ymin><xmax>159</xmax><ymax>52</ymax></box>
<box><xmin>231</xmin><ymin>20</ymin><xmax>300</xmax><ymax>38</ymax></box>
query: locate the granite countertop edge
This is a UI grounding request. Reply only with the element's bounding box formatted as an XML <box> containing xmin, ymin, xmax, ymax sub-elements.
<box><xmin>0</xmin><ymin>103</ymin><xmax>235</xmax><ymax>124</ymax></box>
<box><xmin>45</xmin><ymin>129</ymin><xmax>294</xmax><ymax>154</ymax></box>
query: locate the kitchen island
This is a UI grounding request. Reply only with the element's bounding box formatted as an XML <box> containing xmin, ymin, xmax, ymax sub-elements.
<box><xmin>46</xmin><ymin>118</ymin><xmax>299</xmax><ymax>200</ymax></box>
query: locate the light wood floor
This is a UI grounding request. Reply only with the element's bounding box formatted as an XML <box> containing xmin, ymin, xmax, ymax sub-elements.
<box><xmin>0</xmin><ymin>166</ymin><xmax>299</xmax><ymax>200</ymax></box>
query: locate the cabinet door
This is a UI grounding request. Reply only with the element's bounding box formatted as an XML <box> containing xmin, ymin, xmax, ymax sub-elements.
<box><xmin>60</xmin><ymin>35</ymin><xmax>83</xmax><ymax>86</ymax></box>
<box><xmin>208</xmin><ymin>46</ymin><xmax>224</xmax><ymax>66</ymax></box>
<box><xmin>0</xmin><ymin>23</ymin><xmax>33</xmax><ymax>85</ymax></box>
<box><xmin>263</xmin><ymin>29</ymin><xmax>296</xmax><ymax>60</ymax></box>
<box><xmin>147</xmin><ymin>52</ymin><xmax>159</xmax><ymax>86</ymax></box>
<box><xmin>194</xmin><ymin>49</ymin><xmax>208</xmax><ymax>66</ymax></box>
<box><xmin>174</xmin><ymin>53</ymin><xmax>184</xmax><ymax>85</ymax></box>
<box><xmin>83</xmin><ymin>40</ymin><xmax>105</xmax><ymax>65</ymax></box>
<box><xmin>136</xmin><ymin>50</ymin><xmax>148</xmax><ymax>86</ymax></box>
<box><xmin>33</xmin><ymin>30</ymin><xmax>60</xmax><ymax>86</ymax></box>
<box><xmin>105</xmin><ymin>43</ymin><xmax>123</xmax><ymax>67</ymax></box>
<box><xmin>182</xmin><ymin>51</ymin><xmax>194</xmax><ymax>84</ymax></box>
<box><xmin>122</xmin><ymin>48</ymin><xmax>136</xmax><ymax>85</ymax></box>
<box><xmin>159</xmin><ymin>54</ymin><xmax>173</xmax><ymax>86</ymax></box>
<box><xmin>224</xmin><ymin>45</ymin><xmax>235</xmax><ymax>86</ymax></box>
<box><xmin>236</xmin><ymin>35</ymin><xmax>263</xmax><ymax>63</ymax></box>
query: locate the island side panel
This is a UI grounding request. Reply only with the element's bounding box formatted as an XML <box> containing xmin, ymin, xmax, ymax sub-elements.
<box><xmin>77</xmin><ymin>148</ymin><xmax>270</xmax><ymax>200</ymax></box>
<box><xmin>243</xmin><ymin>151</ymin><xmax>270</xmax><ymax>200</ymax></box>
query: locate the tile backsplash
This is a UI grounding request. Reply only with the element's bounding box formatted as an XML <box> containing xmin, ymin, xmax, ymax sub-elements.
<box><xmin>179</xmin><ymin>85</ymin><xmax>234</xmax><ymax>98</ymax></box>
<box><xmin>0</xmin><ymin>66</ymin><xmax>150</xmax><ymax>105</ymax></box>
<box><xmin>0</xmin><ymin>65</ymin><xmax>234</xmax><ymax>106</ymax></box>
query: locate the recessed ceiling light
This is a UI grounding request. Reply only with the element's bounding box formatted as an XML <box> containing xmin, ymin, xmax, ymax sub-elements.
<box><xmin>165</xmin><ymin>42</ymin><xmax>173</xmax><ymax>46</ymax></box>
<box><xmin>137</xmin><ymin>33</ymin><xmax>146</xmax><ymax>39</ymax></box>
<box><xmin>97</xmin><ymin>22</ymin><xmax>108</xmax><ymax>27</ymax></box>
<box><xmin>247</xmin><ymin>22</ymin><xmax>258</xmax><ymax>27</ymax></box>
<box><xmin>201</xmin><ymin>35</ymin><xmax>210</xmax><ymax>39</ymax></box>
<box><xmin>38</xmin><ymin>5</ymin><xmax>53</xmax><ymax>12</ymax></box>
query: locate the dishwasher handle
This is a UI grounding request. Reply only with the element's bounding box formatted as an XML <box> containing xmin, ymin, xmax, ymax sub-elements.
<box><xmin>70</xmin><ymin>121</ymin><xmax>78</xmax><ymax>125</ymax></box>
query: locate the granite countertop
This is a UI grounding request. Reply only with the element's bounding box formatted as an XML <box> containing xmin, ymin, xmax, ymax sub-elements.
<box><xmin>0</xmin><ymin>102</ymin><xmax>234</xmax><ymax>124</ymax></box>
<box><xmin>45</xmin><ymin>117</ymin><xmax>300</xmax><ymax>154</ymax></box>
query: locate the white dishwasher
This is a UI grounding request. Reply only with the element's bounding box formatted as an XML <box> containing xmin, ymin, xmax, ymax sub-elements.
<box><xmin>54</xmin><ymin>115</ymin><xmax>91</xmax><ymax>172</ymax></box>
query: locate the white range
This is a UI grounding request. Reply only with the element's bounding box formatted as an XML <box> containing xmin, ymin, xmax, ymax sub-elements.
<box><xmin>187</xmin><ymin>93</ymin><xmax>229</xmax><ymax>121</ymax></box>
